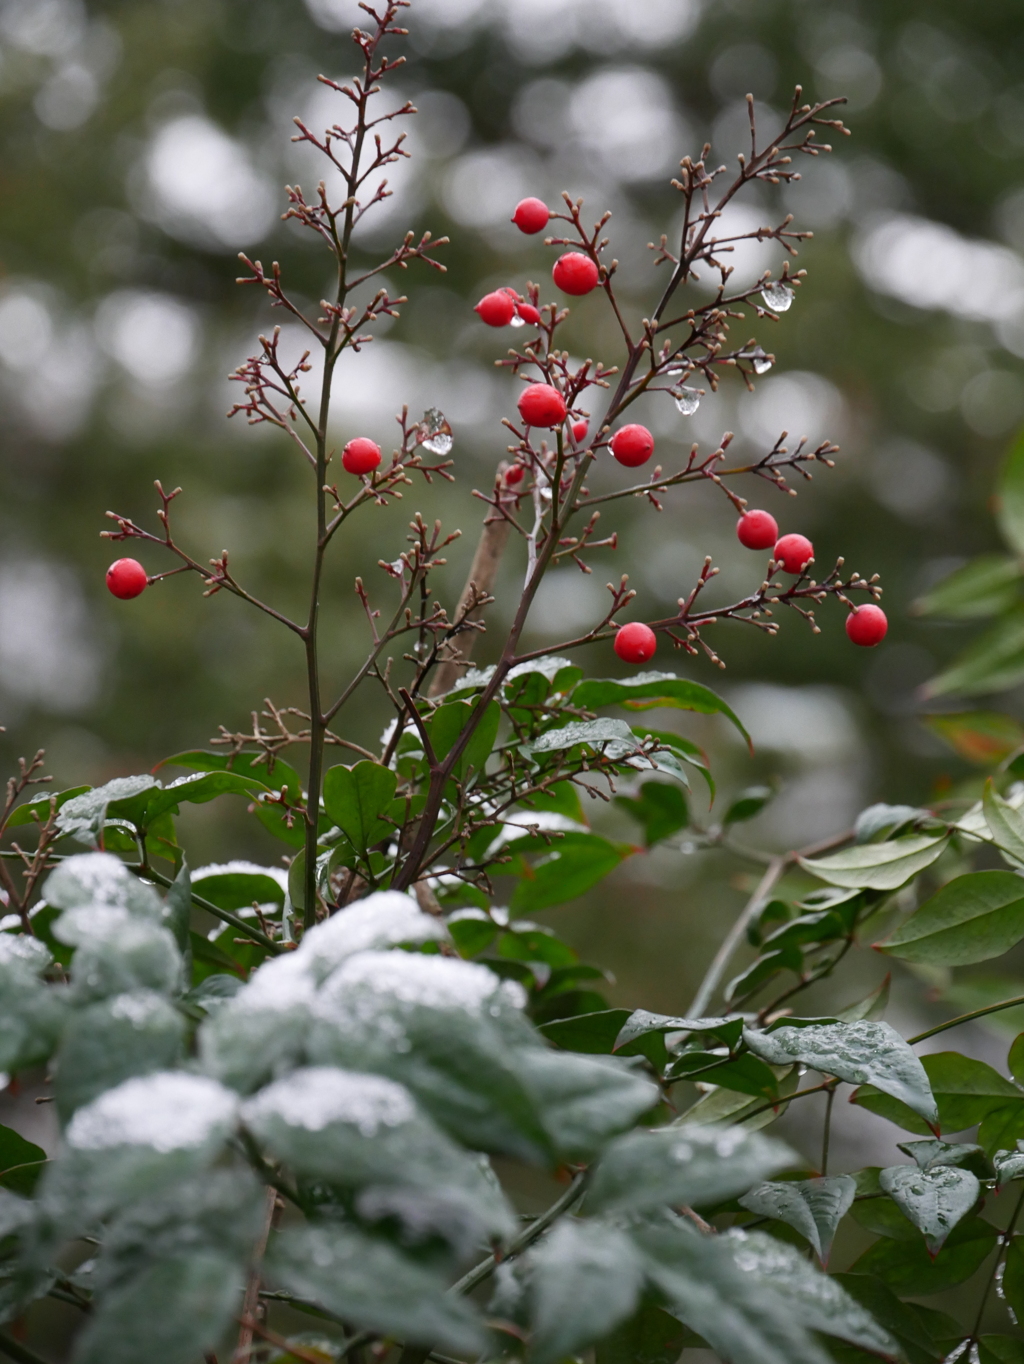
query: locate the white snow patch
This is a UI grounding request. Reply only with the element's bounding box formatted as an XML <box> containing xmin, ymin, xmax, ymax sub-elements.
<box><xmin>0</xmin><ymin>934</ymin><xmax>51</xmax><ymax>972</ymax></box>
<box><xmin>232</xmin><ymin>949</ymin><xmax>316</xmax><ymax>1012</ymax></box>
<box><xmin>299</xmin><ymin>891</ymin><xmax>445</xmax><ymax>980</ymax></box>
<box><xmin>192</xmin><ymin>861</ymin><xmax>289</xmax><ymax>891</ymax></box>
<box><xmin>317</xmin><ymin>950</ymin><xmax>525</xmax><ymax>1018</ymax></box>
<box><xmin>242</xmin><ymin>1066</ymin><xmax>415</xmax><ymax>1136</ymax></box>
<box><xmin>66</xmin><ymin>1072</ymin><xmax>237</xmax><ymax>1152</ymax></box>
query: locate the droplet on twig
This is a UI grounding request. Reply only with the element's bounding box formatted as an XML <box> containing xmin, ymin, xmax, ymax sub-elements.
<box><xmin>419</xmin><ymin>407</ymin><xmax>453</xmax><ymax>455</ymax></box>
<box><xmin>761</xmin><ymin>281</ymin><xmax>794</xmax><ymax>312</ymax></box>
<box><xmin>742</xmin><ymin>346</ymin><xmax>773</xmax><ymax>375</ymax></box>
<box><xmin>673</xmin><ymin>387</ymin><xmax>701</xmax><ymax>416</ymax></box>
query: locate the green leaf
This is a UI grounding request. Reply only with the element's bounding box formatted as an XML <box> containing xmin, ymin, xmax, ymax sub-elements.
<box><xmin>596</xmin><ymin>1300</ymin><xmax>694</xmax><ymax>1364</ymax></box>
<box><xmin>993</xmin><ymin>1146</ymin><xmax>1024</xmax><ymax>1188</ymax></box>
<box><xmin>192</xmin><ymin>863</ymin><xmax>286</xmax><ymax>911</ymax></box>
<box><xmin>527</xmin><ymin>1217</ymin><xmax>645</xmax><ymax>1364</ymax></box>
<box><xmin>572</xmin><ymin>673</ymin><xmax>751</xmax><ymax>747</ymax></box>
<box><xmin>447</xmin><ymin>909</ymin><xmax>498</xmax><ymax>958</ymax></box>
<box><xmin>307</xmin><ymin>953</ymin><xmax>552</xmax><ymax>1163</ymax></box>
<box><xmin>739</xmin><ymin>1175</ymin><xmax>856</xmax><ymax>1263</ymax></box>
<box><xmin>0</xmin><ymin>962</ymin><xmax>68</xmax><ymax>1074</ymax></box>
<box><xmin>509</xmin><ymin>831</ymin><xmax>627</xmax><ymax>914</ymax></box>
<box><xmin>615</xmin><ymin>782</ymin><xmax>688</xmax><ymax>846</ymax></box>
<box><xmin>879</xmin><ymin>871</ymin><xmax>1024</xmax><ymax>965</ymax></box>
<box><xmin>124</xmin><ymin>772</ymin><xmax>272</xmax><ymax>831</ymax></box>
<box><xmin>587</xmin><ymin>1124</ymin><xmax>795</xmax><ymax>1214</ymax></box>
<box><xmin>850</xmin><ymin>1215</ymin><xmax>998</xmax><ymax>1294</ymax></box>
<box><xmin>923</xmin><ymin>712</ymin><xmax>1024</xmax><ymax>766</ymax></box>
<box><xmin>879</xmin><ymin>1164</ymin><xmax>980</xmax><ymax>1254</ymax></box>
<box><xmin>924</xmin><ymin>609</ymin><xmax>1024</xmax><ymax>699</ymax></box>
<box><xmin>914</xmin><ymin>556</ymin><xmax>1023</xmax><ymax>620</ymax></box>
<box><xmin>52</xmin><ymin>991</ymin><xmax>186</xmax><ymax>1120</ymax></box>
<box><xmin>158</xmin><ymin>750</ymin><xmax>304</xmax><ymax>846</ymax></box>
<box><xmin>799</xmin><ymin>835</ymin><xmax>948</xmax><ymax>891</ymax></box>
<box><xmin>666</xmin><ymin>1051</ymin><xmax>780</xmax><ymax>1099</ymax></box>
<box><xmin>632</xmin><ymin>1219</ymin><xmax>837</xmax><ymax>1364</ymax></box>
<box><xmin>836</xmin><ymin>974</ymin><xmax>891</xmax><ymax>1023</ymax></box>
<box><xmin>240</xmin><ymin>1065</ymin><xmax>514</xmax><ymax>1245</ymax></box>
<box><xmin>0</xmin><ymin>1125</ymin><xmax>46</xmax><ymax>1197</ymax></box>
<box><xmin>724</xmin><ymin>785</ymin><xmax>775</xmax><ymax>825</ymax></box>
<box><xmin>73</xmin><ymin>1251</ymin><xmax>242</xmax><ymax>1364</ymax></box>
<box><xmin>614</xmin><ymin>1010</ymin><xmax>744</xmax><ymax>1052</ymax></box>
<box><xmin>979</xmin><ymin>1337</ymin><xmax>1024</xmax><ymax>1364</ymax></box>
<box><xmin>513</xmin><ymin>1051</ymin><xmax>658</xmax><ymax>1161</ymax></box>
<box><xmin>978</xmin><ymin>1100</ymin><xmax>1024</xmax><ymax>1154</ymax></box>
<box><xmin>997</xmin><ymin>424</ymin><xmax>1024</xmax><ymax>555</ymax></box>
<box><xmin>718</xmin><ymin>1230</ymin><xmax>902</xmax><ymax>1357</ymax></box>
<box><xmin>322</xmin><ymin>761</ymin><xmax>397</xmax><ymax>855</ymax></box>
<box><xmin>164</xmin><ymin>862</ymin><xmax>192</xmax><ymax>975</ymax></box>
<box><xmin>528</xmin><ymin>717</ymin><xmax>640</xmax><ymax>757</ymax></box>
<box><xmin>832</xmin><ymin>1273</ymin><xmax>959</xmax><ymax>1362</ymax></box>
<box><xmin>746</xmin><ymin>1021</ymin><xmax>939</xmax><ymax>1126</ymax></box>
<box><xmin>1002</xmin><ymin>1236</ymin><xmax>1024</xmax><ymax>1333</ymax></box>
<box><xmin>267</xmin><ymin>1223</ymin><xmax>486</xmax><ymax>1354</ymax></box>
<box><xmin>853</xmin><ymin>1052</ymin><xmax>1022</xmax><ymax>1135</ymax></box>
<box><xmin>539</xmin><ymin>1009</ymin><xmax>633</xmax><ymax>1054</ymax></box>
<box><xmin>726</xmin><ymin>947</ymin><xmax>802</xmax><ymax>1003</ymax></box>
<box><xmin>984</xmin><ymin>780</ymin><xmax>1024</xmax><ymax>865</ymax></box>
<box><xmin>4</xmin><ymin>785</ymin><xmax>90</xmax><ymax>829</ymax></box>
<box><xmin>898</xmin><ymin>1139</ymin><xmax>991</xmax><ymax>1178</ymax></box>
<box><xmin>855</xmin><ymin>804</ymin><xmax>930</xmax><ymax>843</ymax></box>
<box><xmin>56</xmin><ymin>775</ymin><xmax>160</xmax><ymax>845</ymax></box>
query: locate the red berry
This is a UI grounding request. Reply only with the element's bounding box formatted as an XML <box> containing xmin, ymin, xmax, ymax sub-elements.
<box><xmin>342</xmin><ymin>437</ymin><xmax>382</xmax><ymax>475</ymax></box>
<box><xmin>552</xmin><ymin>252</ymin><xmax>599</xmax><ymax>296</ymax></box>
<box><xmin>505</xmin><ymin>464</ymin><xmax>525</xmax><ymax>486</ymax></box>
<box><xmin>518</xmin><ymin>383</ymin><xmax>566</xmax><ymax>428</ymax></box>
<box><xmin>610</xmin><ymin>424</ymin><xmax>654</xmax><ymax>468</ymax></box>
<box><xmin>512</xmin><ymin>198</ymin><xmax>550</xmax><ymax>234</ymax></box>
<box><xmin>106</xmin><ymin>558</ymin><xmax>148</xmax><ymax>600</ymax></box>
<box><xmin>614</xmin><ymin>622</ymin><xmax>657</xmax><ymax>664</ymax></box>
<box><xmin>571</xmin><ymin>419</ymin><xmax>589</xmax><ymax>443</ymax></box>
<box><xmin>736</xmin><ymin>510</ymin><xmax>779</xmax><ymax>551</ymax></box>
<box><xmin>515</xmin><ymin>302</ymin><xmax>541</xmax><ymax>326</ymax></box>
<box><xmin>846</xmin><ymin>604</ymin><xmax>888</xmax><ymax>647</ymax></box>
<box><xmin>774</xmin><ymin>533</ymin><xmax>814</xmax><ymax>575</ymax></box>
<box><xmin>475</xmin><ymin>291</ymin><xmax>516</xmax><ymax>327</ymax></box>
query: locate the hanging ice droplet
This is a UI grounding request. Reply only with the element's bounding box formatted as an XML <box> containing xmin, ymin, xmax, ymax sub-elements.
<box><xmin>745</xmin><ymin>347</ymin><xmax>773</xmax><ymax>375</ymax></box>
<box><xmin>510</xmin><ymin>314</ymin><xmax>526</xmax><ymax>329</ymax></box>
<box><xmin>419</xmin><ymin>407</ymin><xmax>453</xmax><ymax>455</ymax></box>
<box><xmin>673</xmin><ymin>387</ymin><xmax>701</xmax><ymax>416</ymax></box>
<box><xmin>762</xmin><ymin>281</ymin><xmax>794</xmax><ymax>312</ymax></box>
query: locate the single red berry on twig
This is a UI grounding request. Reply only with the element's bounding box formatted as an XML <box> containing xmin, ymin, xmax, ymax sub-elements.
<box><xmin>846</xmin><ymin>604</ymin><xmax>888</xmax><ymax>647</ymax></box>
<box><xmin>774</xmin><ymin>533</ymin><xmax>814</xmax><ymax>575</ymax></box>
<box><xmin>736</xmin><ymin>510</ymin><xmax>778</xmax><ymax>551</ymax></box>
<box><xmin>505</xmin><ymin>464</ymin><xmax>525</xmax><ymax>486</ymax></box>
<box><xmin>106</xmin><ymin>558</ymin><xmax>148</xmax><ymax>600</ymax></box>
<box><xmin>614</xmin><ymin>622</ymin><xmax>657</xmax><ymax>664</ymax></box>
<box><xmin>515</xmin><ymin>302</ymin><xmax>541</xmax><ymax>326</ymax></box>
<box><xmin>552</xmin><ymin>252</ymin><xmax>599</xmax><ymax>296</ymax></box>
<box><xmin>475</xmin><ymin>291</ymin><xmax>516</xmax><ymax>327</ymax></box>
<box><xmin>512</xmin><ymin>198</ymin><xmax>549</xmax><ymax>234</ymax></box>
<box><xmin>611</xmin><ymin>424</ymin><xmax>654</xmax><ymax>468</ymax></box>
<box><xmin>518</xmin><ymin>383</ymin><xmax>566</xmax><ymax>428</ymax></box>
<box><xmin>342</xmin><ymin>437</ymin><xmax>382</xmax><ymax>475</ymax></box>
<box><xmin>571</xmin><ymin>419</ymin><xmax>589</xmax><ymax>444</ymax></box>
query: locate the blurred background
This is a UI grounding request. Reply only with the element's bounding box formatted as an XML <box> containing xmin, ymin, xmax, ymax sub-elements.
<box><xmin>2</xmin><ymin>0</ymin><xmax>1024</xmax><ymax>1169</ymax></box>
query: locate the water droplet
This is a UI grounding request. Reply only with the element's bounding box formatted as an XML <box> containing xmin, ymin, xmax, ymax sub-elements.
<box><xmin>673</xmin><ymin>387</ymin><xmax>701</xmax><ymax>416</ymax></box>
<box><xmin>762</xmin><ymin>281</ymin><xmax>794</xmax><ymax>312</ymax></box>
<box><xmin>419</xmin><ymin>407</ymin><xmax>453</xmax><ymax>456</ymax></box>
<box><xmin>510</xmin><ymin>315</ymin><xmax>526</xmax><ymax>329</ymax></box>
<box><xmin>742</xmin><ymin>347</ymin><xmax>773</xmax><ymax>375</ymax></box>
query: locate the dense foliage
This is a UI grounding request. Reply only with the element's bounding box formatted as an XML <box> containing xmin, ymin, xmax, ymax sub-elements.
<box><xmin>6</xmin><ymin>5</ymin><xmax>1024</xmax><ymax>1364</ymax></box>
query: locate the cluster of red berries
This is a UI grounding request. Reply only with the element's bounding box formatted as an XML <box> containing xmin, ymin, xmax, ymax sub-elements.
<box><xmin>475</xmin><ymin>199</ymin><xmax>602</xmax><ymax>333</ymax></box>
<box><xmin>733</xmin><ymin>509</ymin><xmax>887</xmax><ymax>647</ymax></box>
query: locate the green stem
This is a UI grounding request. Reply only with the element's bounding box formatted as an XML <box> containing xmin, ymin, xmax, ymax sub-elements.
<box><xmin>140</xmin><ymin>866</ymin><xmax>283</xmax><ymax>955</ymax></box>
<box><xmin>909</xmin><ymin>995</ymin><xmax>1024</xmax><ymax>1045</ymax></box>
<box><xmin>972</xmin><ymin>1182</ymin><xmax>1024</xmax><ymax>1341</ymax></box>
<box><xmin>820</xmin><ymin>1084</ymin><xmax>836</xmax><ymax>1176</ymax></box>
<box><xmin>450</xmin><ymin>1170</ymin><xmax>588</xmax><ymax>1298</ymax></box>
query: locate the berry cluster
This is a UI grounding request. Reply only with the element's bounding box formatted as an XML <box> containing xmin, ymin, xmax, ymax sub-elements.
<box><xmin>106</xmin><ymin>184</ymin><xmax>887</xmax><ymax>660</ymax></box>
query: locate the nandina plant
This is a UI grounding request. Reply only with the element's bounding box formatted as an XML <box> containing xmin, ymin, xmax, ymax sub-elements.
<box><xmin>8</xmin><ymin>5</ymin><xmax>1024</xmax><ymax>1364</ymax></box>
